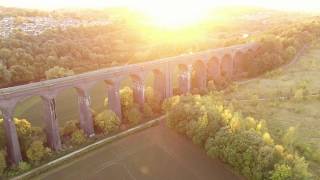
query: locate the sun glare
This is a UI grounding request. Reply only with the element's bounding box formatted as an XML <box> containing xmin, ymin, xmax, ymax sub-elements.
<box><xmin>131</xmin><ymin>1</ymin><xmax>212</xmax><ymax>28</ymax></box>
<box><xmin>2</xmin><ymin>1</ymin><xmax>320</xmax><ymax>29</ymax></box>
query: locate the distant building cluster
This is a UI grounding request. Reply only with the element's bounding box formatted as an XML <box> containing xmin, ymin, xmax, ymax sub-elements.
<box><xmin>0</xmin><ymin>16</ymin><xmax>110</xmax><ymax>38</ymax></box>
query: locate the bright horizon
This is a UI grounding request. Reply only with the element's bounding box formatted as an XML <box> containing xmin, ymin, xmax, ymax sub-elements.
<box><xmin>1</xmin><ymin>0</ymin><xmax>320</xmax><ymax>12</ymax></box>
<box><xmin>2</xmin><ymin>0</ymin><xmax>320</xmax><ymax>28</ymax></box>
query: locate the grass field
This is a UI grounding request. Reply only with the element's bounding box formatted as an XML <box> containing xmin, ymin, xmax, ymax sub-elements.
<box><xmin>226</xmin><ymin>45</ymin><xmax>320</xmax><ymax>177</ymax></box>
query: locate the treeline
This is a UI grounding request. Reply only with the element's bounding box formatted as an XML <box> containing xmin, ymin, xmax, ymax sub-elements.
<box><xmin>0</xmin><ymin>23</ymin><xmax>144</xmax><ymax>87</ymax></box>
<box><xmin>0</xmin><ymin>20</ymin><xmax>226</xmax><ymax>88</ymax></box>
<box><xmin>163</xmin><ymin>95</ymin><xmax>312</xmax><ymax>179</ymax></box>
<box><xmin>0</xmin><ymin>6</ymin><xmax>49</xmax><ymax>18</ymax></box>
<box><xmin>1</xmin><ymin>11</ymin><xmax>320</xmax><ymax>89</ymax></box>
<box><xmin>0</xmin><ymin>6</ymin><xmax>127</xmax><ymax>20</ymax></box>
<box><xmin>241</xmin><ymin>18</ymin><xmax>320</xmax><ymax>77</ymax></box>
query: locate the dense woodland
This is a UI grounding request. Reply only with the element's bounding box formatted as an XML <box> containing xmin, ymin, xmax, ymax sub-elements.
<box><xmin>0</xmin><ymin>7</ymin><xmax>319</xmax><ymax>88</ymax></box>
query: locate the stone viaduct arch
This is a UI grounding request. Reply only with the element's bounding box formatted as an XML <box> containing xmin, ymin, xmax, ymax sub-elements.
<box><xmin>0</xmin><ymin>42</ymin><xmax>258</xmax><ymax>165</ymax></box>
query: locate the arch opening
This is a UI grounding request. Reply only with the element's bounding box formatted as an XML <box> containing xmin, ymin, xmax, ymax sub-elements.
<box><xmin>173</xmin><ymin>64</ymin><xmax>191</xmax><ymax>95</ymax></box>
<box><xmin>221</xmin><ymin>54</ymin><xmax>233</xmax><ymax>80</ymax></box>
<box><xmin>191</xmin><ymin>60</ymin><xmax>207</xmax><ymax>93</ymax></box>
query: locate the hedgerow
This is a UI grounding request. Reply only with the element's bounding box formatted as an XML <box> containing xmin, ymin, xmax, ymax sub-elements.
<box><xmin>163</xmin><ymin>94</ymin><xmax>312</xmax><ymax>180</ymax></box>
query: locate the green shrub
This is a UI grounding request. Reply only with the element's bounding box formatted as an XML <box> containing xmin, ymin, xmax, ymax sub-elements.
<box><xmin>14</xmin><ymin>118</ymin><xmax>32</xmax><ymax>136</ymax></box>
<box><xmin>143</xmin><ymin>103</ymin><xmax>154</xmax><ymax>119</ymax></box>
<box><xmin>271</xmin><ymin>155</ymin><xmax>311</xmax><ymax>180</ymax></box>
<box><xmin>271</xmin><ymin>163</ymin><xmax>293</xmax><ymax>180</ymax></box>
<box><xmin>0</xmin><ymin>150</ymin><xmax>6</xmax><ymax>175</ymax></box>
<box><xmin>145</xmin><ymin>86</ymin><xmax>162</xmax><ymax>113</ymax></box>
<box><xmin>62</xmin><ymin>120</ymin><xmax>79</xmax><ymax>138</ymax></box>
<box><xmin>284</xmin><ymin>46</ymin><xmax>297</xmax><ymax>61</ymax></box>
<box><xmin>94</xmin><ymin>110</ymin><xmax>120</xmax><ymax>134</ymax></box>
<box><xmin>17</xmin><ymin>161</ymin><xmax>31</xmax><ymax>172</ymax></box>
<box><xmin>26</xmin><ymin>140</ymin><xmax>51</xmax><ymax>164</ymax></box>
<box><xmin>295</xmin><ymin>142</ymin><xmax>320</xmax><ymax>164</ymax></box>
<box><xmin>205</xmin><ymin>128</ymin><xmax>271</xmax><ymax>179</ymax></box>
<box><xmin>45</xmin><ymin>66</ymin><xmax>74</xmax><ymax>79</ymax></box>
<box><xmin>207</xmin><ymin>80</ymin><xmax>216</xmax><ymax>91</ymax></box>
<box><xmin>70</xmin><ymin>129</ymin><xmax>87</xmax><ymax>146</ymax></box>
<box><xmin>0</xmin><ymin>120</ymin><xmax>6</xmax><ymax>149</ymax></box>
<box><xmin>120</xmin><ymin>86</ymin><xmax>136</xmax><ymax>121</ymax></box>
<box><xmin>0</xmin><ymin>118</ymin><xmax>47</xmax><ymax>158</ymax></box>
<box><xmin>6</xmin><ymin>161</ymin><xmax>31</xmax><ymax>177</ymax></box>
<box><xmin>127</xmin><ymin>106</ymin><xmax>142</xmax><ymax>125</ymax></box>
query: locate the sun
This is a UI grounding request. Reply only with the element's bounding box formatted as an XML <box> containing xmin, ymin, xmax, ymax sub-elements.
<box><xmin>131</xmin><ymin>1</ymin><xmax>212</xmax><ymax>28</ymax></box>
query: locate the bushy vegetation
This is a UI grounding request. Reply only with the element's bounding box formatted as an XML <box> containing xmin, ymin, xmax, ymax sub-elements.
<box><xmin>120</xmin><ymin>86</ymin><xmax>134</xmax><ymax>120</ymax></box>
<box><xmin>61</xmin><ymin>120</ymin><xmax>88</xmax><ymax>146</ymax></box>
<box><xmin>119</xmin><ymin>86</ymin><xmax>151</xmax><ymax>125</ymax></box>
<box><xmin>6</xmin><ymin>161</ymin><xmax>31</xmax><ymax>177</ymax></box>
<box><xmin>61</xmin><ymin>120</ymin><xmax>79</xmax><ymax>138</ymax></box>
<box><xmin>26</xmin><ymin>140</ymin><xmax>51</xmax><ymax>164</ymax></box>
<box><xmin>0</xmin><ymin>118</ymin><xmax>46</xmax><ymax>160</ymax></box>
<box><xmin>0</xmin><ymin>118</ymin><xmax>49</xmax><ymax>176</ymax></box>
<box><xmin>0</xmin><ymin>150</ymin><xmax>6</xmax><ymax>175</ymax></box>
<box><xmin>45</xmin><ymin>66</ymin><xmax>74</xmax><ymax>80</ymax></box>
<box><xmin>144</xmin><ymin>86</ymin><xmax>162</xmax><ymax>114</ymax></box>
<box><xmin>237</xmin><ymin>18</ymin><xmax>320</xmax><ymax>79</ymax></box>
<box><xmin>163</xmin><ymin>95</ymin><xmax>312</xmax><ymax>179</ymax></box>
<box><xmin>93</xmin><ymin>110</ymin><xmax>121</xmax><ymax>134</ymax></box>
<box><xmin>70</xmin><ymin>130</ymin><xmax>87</xmax><ymax>146</ymax></box>
<box><xmin>127</xmin><ymin>106</ymin><xmax>142</xmax><ymax>125</ymax></box>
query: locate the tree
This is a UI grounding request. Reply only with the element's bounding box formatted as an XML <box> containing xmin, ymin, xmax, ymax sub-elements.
<box><xmin>62</xmin><ymin>120</ymin><xmax>79</xmax><ymax>138</ymax></box>
<box><xmin>70</xmin><ymin>129</ymin><xmax>86</xmax><ymax>146</ymax></box>
<box><xmin>26</xmin><ymin>140</ymin><xmax>51</xmax><ymax>164</ymax></box>
<box><xmin>127</xmin><ymin>106</ymin><xmax>142</xmax><ymax>125</ymax></box>
<box><xmin>120</xmin><ymin>86</ymin><xmax>134</xmax><ymax>120</ymax></box>
<box><xmin>45</xmin><ymin>66</ymin><xmax>74</xmax><ymax>80</ymax></box>
<box><xmin>271</xmin><ymin>163</ymin><xmax>293</xmax><ymax>180</ymax></box>
<box><xmin>284</xmin><ymin>46</ymin><xmax>296</xmax><ymax>62</ymax></box>
<box><xmin>0</xmin><ymin>150</ymin><xmax>6</xmax><ymax>175</ymax></box>
<box><xmin>94</xmin><ymin>110</ymin><xmax>120</xmax><ymax>134</ymax></box>
<box><xmin>165</xmin><ymin>94</ymin><xmax>312</xmax><ymax>180</ymax></box>
<box><xmin>143</xmin><ymin>103</ymin><xmax>154</xmax><ymax>119</ymax></box>
<box><xmin>9</xmin><ymin>65</ymin><xmax>34</xmax><ymax>84</ymax></box>
<box><xmin>0</xmin><ymin>48</ymin><xmax>11</xmax><ymax>60</ymax></box>
<box><xmin>0</xmin><ymin>64</ymin><xmax>12</xmax><ymax>83</ymax></box>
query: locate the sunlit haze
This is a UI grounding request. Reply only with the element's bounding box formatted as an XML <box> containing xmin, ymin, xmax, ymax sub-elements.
<box><xmin>0</xmin><ymin>0</ymin><xmax>320</xmax><ymax>11</ymax></box>
<box><xmin>1</xmin><ymin>0</ymin><xmax>320</xmax><ymax>28</ymax></box>
<box><xmin>2</xmin><ymin>0</ymin><xmax>320</xmax><ymax>12</ymax></box>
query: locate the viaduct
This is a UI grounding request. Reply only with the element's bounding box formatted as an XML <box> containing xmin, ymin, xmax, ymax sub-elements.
<box><xmin>0</xmin><ymin>43</ymin><xmax>259</xmax><ymax>165</ymax></box>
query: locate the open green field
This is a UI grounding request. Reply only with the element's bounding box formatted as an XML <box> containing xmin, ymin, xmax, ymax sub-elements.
<box><xmin>226</xmin><ymin>45</ymin><xmax>320</xmax><ymax>177</ymax></box>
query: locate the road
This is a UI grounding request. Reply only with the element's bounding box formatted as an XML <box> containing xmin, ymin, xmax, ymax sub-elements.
<box><xmin>35</xmin><ymin>121</ymin><xmax>242</xmax><ymax>180</ymax></box>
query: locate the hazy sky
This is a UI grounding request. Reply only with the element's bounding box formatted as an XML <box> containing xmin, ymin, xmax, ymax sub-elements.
<box><xmin>1</xmin><ymin>0</ymin><xmax>320</xmax><ymax>12</ymax></box>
